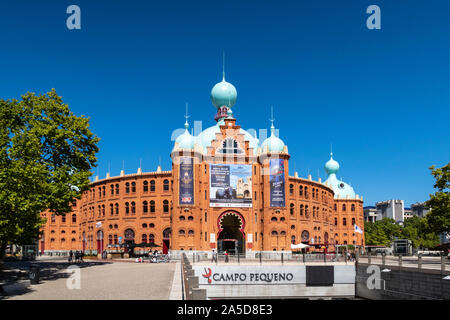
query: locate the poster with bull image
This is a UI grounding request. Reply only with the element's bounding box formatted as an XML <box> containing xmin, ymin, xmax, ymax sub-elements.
<box><xmin>270</xmin><ymin>159</ymin><xmax>286</xmax><ymax>207</ymax></box>
<box><xmin>179</xmin><ymin>157</ymin><xmax>194</xmax><ymax>205</ymax></box>
<box><xmin>209</xmin><ymin>164</ymin><xmax>252</xmax><ymax>207</ymax></box>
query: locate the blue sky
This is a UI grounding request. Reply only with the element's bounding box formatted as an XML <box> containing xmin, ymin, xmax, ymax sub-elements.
<box><xmin>1</xmin><ymin>0</ymin><xmax>449</xmax><ymax>207</ymax></box>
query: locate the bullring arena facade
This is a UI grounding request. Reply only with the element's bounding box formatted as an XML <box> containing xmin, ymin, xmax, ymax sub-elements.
<box><xmin>39</xmin><ymin>73</ymin><xmax>365</xmax><ymax>258</ymax></box>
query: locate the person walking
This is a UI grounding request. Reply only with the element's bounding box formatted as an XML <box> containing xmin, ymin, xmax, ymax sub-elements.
<box><xmin>80</xmin><ymin>251</ymin><xmax>84</xmax><ymax>263</ymax></box>
<box><xmin>69</xmin><ymin>250</ymin><xmax>73</xmax><ymax>264</ymax></box>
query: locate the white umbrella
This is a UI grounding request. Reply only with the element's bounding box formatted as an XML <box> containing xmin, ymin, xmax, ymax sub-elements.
<box><xmin>291</xmin><ymin>243</ymin><xmax>310</xmax><ymax>249</ymax></box>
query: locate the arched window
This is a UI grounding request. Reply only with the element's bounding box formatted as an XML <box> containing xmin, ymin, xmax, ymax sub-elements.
<box><xmin>304</xmin><ymin>187</ymin><xmax>308</xmax><ymax>199</ymax></box>
<box><xmin>291</xmin><ymin>225</ymin><xmax>295</xmax><ymax>230</ymax></box>
<box><xmin>188</xmin><ymin>230</ymin><xmax>194</xmax><ymax>236</ymax></box>
<box><xmin>142</xmin><ymin>234</ymin><xmax>147</xmax><ymax>243</ymax></box>
<box><xmin>300</xmin><ymin>204</ymin><xmax>304</xmax><ymax>216</ymax></box>
<box><xmin>143</xmin><ymin>201</ymin><xmax>148</xmax><ymax>213</ymax></box>
<box><xmin>271</xmin><ymin>217</ymin><xmax>277</xmax><ymax>222</ymax></box>
<box><xmin>131</xmin><ymin>202</ymin><xmax>136</xmax><ymax>214</ymax></box>
<box><xmin>280</xmin><ymin>217</ymin><xmax>285</xmax><ymax>222</ymax></box>
<box><xmin>115</xmin><ymin>203</ymin><xmax>119</xmax><ymax>215</ymax></box>
<box><xmin>102</xmin><ymin>186</ymin><xmax>105</xmax><ymax>197</ymax></box>
<box><xmin>114</xmin><ymin>235</ymin><xmax>118</xmax><ymax>244</ymax></box>
<box><xmin>271</xmin><ymin>231</ymin><xmax>278</xmax><ymax>236</ymax></box>
<box><xmin>149</xmin><ymin>234</ymin><xmax>155</xmax><ymax>243</ymax></box>
<box><xmin>110</xmin><ymin>204</ymin><xmax>114</xmax><ymax>216</ymax></box>
<box><xmin>62</xmin><ymin>215</ymin><xmax>66</xmax><ymax>223</ymax></box>
<box><xmin>351</xmin><ymin>204</ymin><xmax>355</xmax><ymax>212</ymax></box>
<box><xmin>102</xmin><ymin>205</ymin><xmax>105</xmax><ymax>216</ymax></box>
<box><xmin>280</xmin><ymin>231</ymin><xmax>286</xmax><ymax>236</ymax></box>
<box><xmin>334</xmin><ymin>204</ymin><xmax>337</xmax><ymax>211</ymax></box>
<box><xmin>108</xmin><ymin>235</ymin><xmax>113</xmax><ymax>244</ymax></box>
<box><xmin>125</xmin><ymin>202</ymin><xmax>130</xmax><ymax>215</ymax></box>
<box><xmin>179</xmin><ymin>216</ymin><xmax>185</xmax><ymax>221</ymax></box>
<box><xmin>290</xmin><ymin>203</ymin><xmax>294</xmax><ymax>215</ymax></box>
<box><xmin>343</xmin><ymin>218</ymin><xmax>347</xmax><ymax>226</ymax></box>
<box><xmin>143</xmin><ymin>181</ymin><xmax>148</xmax><ymax>192</ymax></box>
<box><xmin>299</xmin><ymin>186</ymin><xmax>303</xmax><ymax>197</ymax></box>
<box><xmin>115</xmin><ymin>184</ymin><xmax>119</xmax><ymax>194</ymax></box>
<box><xmin>289</xmin><ymin>184</ymin><xmax>294</xmax><ymax>194</ymax></box>
<box><xmin>188</xmin><ymin>216</ymin><xmax>194</xmax><ymax>221</ymax></box>
<box><xmin>142</xmin><ymin>223</ymin><xmax>147</xmax><ymax>228</ymax></box>
<box><xmin>72</xmin><ymin>214</ymin><xmax>76</xmax><ymax>223</ymax></box>
<box><xmin>163</xmin><ymin>179</ymin><xmax>169</xmax><ymax>191</ymax></box>
<box><xmin>163</xmin><ymin>200</ymin><xmax>169</xmax><ymax>213</ymax></box>
<box><xmin>179</xmin><ymin>229</ymin><xmax>186</xmax><ymax>235</ymax></box>
<box><xmin>149</xmin><ymin>223</ymin><xmax>155</xmax><ymax>228</ymax></box>
<box><xmin>352</xmin><ymin>217</ymin><xmax>356</xmax><ymax>225</ymax></box>
<box><xmin>110</xmin><ymin>184</ymin><xmax>114</xmax><ymax>195</ymax></box>
<box><xmin>131</xmin><ymin>182</ymin><xmax>136</xmax><ymax>193</ymax></box>
<box><xmin>334</xmin><ymin>217</ymin><xmax>338</xmax><ymax>226</ymax></box>
<box><xmin>125</xmin><ymin>182</ymin><xmax>130</xmax><ymax>193</ymax></box>
<box><xmin>150</xmin><ymin>180</ymin><xmax>155</xmax><ymax>192</ymax></box>
<box><xmin>150</xmin><ymin>200</ymin><xmax>155</xmax><ymax>213</ymax></box>
<box><xmin>305</xmin><ymin>205</ymin><xmax>309</xmax><ymax>218</ymax></box>
<box><xmin>291</xmin><ymin>236</ymin><xmax>296</xmax><ymax>244</ymax></box>
<box><xmin>342</xmin><ymin>204</ymin><xmax>346</xmax><ymax>211</ymax></box>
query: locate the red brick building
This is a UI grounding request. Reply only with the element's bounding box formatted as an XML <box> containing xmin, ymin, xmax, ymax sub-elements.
<box><xmin>39</xmin><ymin>74</ymin><xmax>364</xmax><ymax>257</ymax></box>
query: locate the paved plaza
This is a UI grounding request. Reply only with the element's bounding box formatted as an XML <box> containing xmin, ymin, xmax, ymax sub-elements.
<box><xmin>1</xmin><ymin>256</ymin><xmax>178</xmax><ymax>300</ymax></box>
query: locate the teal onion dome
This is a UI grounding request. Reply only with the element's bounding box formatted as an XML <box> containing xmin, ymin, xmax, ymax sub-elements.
<box><xmin>175</xmin><ymin>122</ymin><xmax>195</xmax><ymax>150</ymax></box>
<box><xmin>211</xmin><ymin>74</ymin><xmax>237</xmax><ymax>109</ymax></box>
<box><xmin>324</xmin><ymin>153</ymin><xmax>356</xmax><ymax>199</ymax></box>
<box><xmin>261</xmin><ymin>125</ymin><xmax>285</xmax><ymax>153</ymax></box>
<box><xmin>324</xmin><ymin>153</ymin><xmax>340</xmax><ymax>175</ymax></box>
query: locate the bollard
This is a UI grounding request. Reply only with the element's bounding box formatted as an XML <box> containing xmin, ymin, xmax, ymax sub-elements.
<box><xmin>441</xmin><ymin>254</ymin><xmax>446</xmax><ymax>274</ymax></box>
<box><xmin>382</xmin><ymin>252</ymin><xmax>386</xmax><ymax>267</ymax></box>
<box><xmin>238</xmin><ymin>252</ymin><xmax>240</xmax><ymax>264</ymax></box>
<box><xmin>398</xmin><ymin>255</ymin><xmax>402</xmax><ymax>268</ymax></box>
<box><xmin>418</xmin><ymin>253</ymin><xmax>422</xmax><ymax>271</ymax></box>
<box><xmin>260</xmin><ymin>252</ymin><xmax>262</xmax><ymax>265</ymax></box>
<box><xmin>344</xmin><ymin>249</ymin><xmax>347</xmax><ymax>264</ymax></box>
<box><xmin>303</xmin><ymin>251</ymin><xmax>306</xmax><ymax>264</ymax></box>
<box><xmin>191</xmin><ymin>288</ymin><xmax>207</xmax><ymax>300</ymax></box>
<box><xmin>368</xmin><ymin>252</ymin><xmax>371</xmax><ymax>265</ymax></box>
<box><xmin>281</xmin><ymin>253</ymin><xmax>284</xmax><ymax>265</ymax></box>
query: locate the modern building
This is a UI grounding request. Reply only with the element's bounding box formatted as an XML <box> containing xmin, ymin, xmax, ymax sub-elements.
<box><xmin>39</xmin><ymin>71</ymin><xmax>365</xmax><ymax>258</ymax></box>
<box><xmin>375</xmin><ymin>200</ymin><xmax>405</xmax><ymax>223</ymax></box>
<box><xmin>411</xmin><ymin>202</ymin><xmax>430</xmax><ymax>218</ymax></box>
<box><xmin>363</xmin><ymin>206</ymin><xmax>377</xmax><ymax>223</ymax></box>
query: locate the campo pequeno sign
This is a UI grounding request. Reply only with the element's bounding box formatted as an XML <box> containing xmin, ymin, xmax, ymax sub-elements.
<box><xmin>193</xmin><ymin>266</ymin><xmax>306</xmax><ymax>285</ymax></box>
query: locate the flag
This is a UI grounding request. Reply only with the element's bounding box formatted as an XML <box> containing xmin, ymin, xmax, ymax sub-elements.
<box><xmin>354</xmin><ymin>224</ymin><xmax>363</xmax><ymax>234</ymax></box>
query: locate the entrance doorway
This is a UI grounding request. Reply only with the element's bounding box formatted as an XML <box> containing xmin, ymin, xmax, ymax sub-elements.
<box><xmin>96</xmin><ymin>230</ymin><xmax>104</xmax><ymax>254</ymax></box>
<box><xmin>217</xmin><ymin>211</ymin><xmax>245</xmax><ymax>256</ymax></box>
<box><xmin>162</xmin><ymin>228</ymin><xmax>171</xmax><ymax>254</ymax></box>
<box><xmin>124</xmin><ymin>229</ymin><xmax>135</xmax><ymax>255</ymax></box>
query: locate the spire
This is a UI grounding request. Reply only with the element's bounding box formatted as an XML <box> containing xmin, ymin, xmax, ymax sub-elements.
<box><xmin>270</xmin><ymin>105</ymin><xmax>275</xmax><ymax>134</ymax></box>
<box><xmin>222</xmin><ymin>51</ymin><xmax>226</xmax><ymax>81</ymax></box>
<box><xmin>184</xmin><ymin>102</ymin><xmax>190</xmax><ymax>130</ymax></box>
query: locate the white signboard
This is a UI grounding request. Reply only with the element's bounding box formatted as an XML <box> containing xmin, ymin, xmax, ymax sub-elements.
<box><xmin>247</xmin><ymin>233</ymin><xmax>253</xmax><ymax>243</ymax></box>
<box><xmin>210</xmin><ymin>233</ymin><xmax>216</xmax><ymax>243</ymax></box>
<box><xmin>193</xmin><ymin>266</ymin><xmax>306</xmax><ymax>285</ymax></box>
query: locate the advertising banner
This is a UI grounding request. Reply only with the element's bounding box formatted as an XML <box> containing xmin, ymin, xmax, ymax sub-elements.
<box><xmin>210</xmin><ymin>164</ymin><xmax>252</xmax><ymax>207</ymax></box>
<box><xmin>179</xmin><ymin>157</ymin><xmax>194</xmax><ymax>205</ymax></box>
<box><xmin>269</xmin><ymin>159</ymin><xmax>285</xmax><ymax>207</ymax></box>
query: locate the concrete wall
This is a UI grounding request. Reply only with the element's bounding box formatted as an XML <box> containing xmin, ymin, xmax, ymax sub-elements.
<box><xmin>356</xmin><ymin>263</ymin><xmax>450</xmax><ymax>300</ymax></box>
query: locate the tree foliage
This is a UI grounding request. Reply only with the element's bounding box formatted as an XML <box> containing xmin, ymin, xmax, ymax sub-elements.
<box><xmin>0</xmin><ymin>89</ymin><xmax>99</xmax><ymax>260</ymax></box>
<box><xmin>426</xmin><ymin>162</ymin><xmax>450</xmax><ymax>234</ymax></box>
<box><xmin>364</xmin><ymin>217</ymin><xmax>439</xmax><ymax>249</ymax></box>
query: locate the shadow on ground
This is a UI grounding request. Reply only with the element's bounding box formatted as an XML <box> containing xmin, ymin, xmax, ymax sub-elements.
<box><xmin>0</xmin><ymin>258</ymin><xmax>111</xmax><ymax>299</ymax></box>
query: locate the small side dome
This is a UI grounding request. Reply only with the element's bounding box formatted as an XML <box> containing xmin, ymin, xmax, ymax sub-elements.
<box><xmin>175</xmin><ymin>122</ymin><xmax>195</xmax><ymax>150</ymax></box>
<box><xmin>211</xmin><ymin>75</ymin><xmax>237</xmax><ymax>109</ymax></box>
<box><xmin>324</xmin><ymin>154</ymin><xmax>340</xmax><ymax>175</ymax></box>
<box><xmin>261</xmin><ymin>125</ymin><xmax>285</xmax><ymax>153</ymax></box>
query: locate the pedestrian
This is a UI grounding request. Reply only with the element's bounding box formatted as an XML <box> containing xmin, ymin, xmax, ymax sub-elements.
<box><xmin>225</xmin><ymin>250</ymin><xmax>229</xmax><ymax>263</ymax></box>
<box><xmin>80</xmin><ymin>251</ymin><xmax>84</xmax><ymax>263</ymax></box>
<box><xmin>211</xmin><ymin>249</ymin><xmax>216</xmax><ymax>263</ymax></box>
<box><xmin>69</xmin><ymin>250</ymin><xmax>73</xmax><ymax>264</ymax></box>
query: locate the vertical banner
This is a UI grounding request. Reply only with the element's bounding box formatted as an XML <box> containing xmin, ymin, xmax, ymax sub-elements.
<box><xmin>179</xmin><ymin>157</ymin><xmax>194</xmax><ymax>205</ymax></box>
<box><xmin>270</xmin><ymin>159</ymin><xmax>285</xmax><ymax>207</ymax></box>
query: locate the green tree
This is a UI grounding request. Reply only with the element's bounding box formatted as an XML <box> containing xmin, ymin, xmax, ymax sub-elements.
<box><xmin>401</xmin><ymin>216</ymin><xmax>439</xmax><ymax>249</ymax></box>
<box><xmin>426</xmin><ymin>163</ymin><xmax>450</xmax><ymax>234</ymax></box>
<box><xmin>0</xmin><ymin>89</ymin><xmax>99</xmax><ymax>262</ymax></box>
